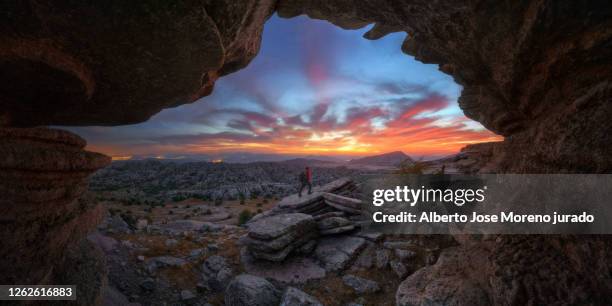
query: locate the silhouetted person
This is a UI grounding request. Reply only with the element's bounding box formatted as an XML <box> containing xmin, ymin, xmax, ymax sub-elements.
<box><xmin>298</xmin><ymin>166</ymin><xmax>312</xmax><ymax>197</ymax></box>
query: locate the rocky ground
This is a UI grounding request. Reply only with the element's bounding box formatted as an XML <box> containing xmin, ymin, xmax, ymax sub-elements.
<box><xmin>90</xmin><ymin>178</ymin><xmax>459</xmax><ymax>306</ymax></box>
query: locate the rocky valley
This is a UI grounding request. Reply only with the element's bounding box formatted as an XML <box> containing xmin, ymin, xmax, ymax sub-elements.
<box><xmin>89</xmin><ymin>159</ymin><xmax>375</xmax><ymax>205</ymax></box>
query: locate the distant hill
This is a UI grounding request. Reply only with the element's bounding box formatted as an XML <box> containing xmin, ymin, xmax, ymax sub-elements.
<box><xmin>348</xmin><ymin>151</ymin><xmax>413</xmax><ymax>167</ymax></box>
<box><xmin>280</xmin><ymin>158</ymin><xmax>340</xmax><ymax>168</ymax></box>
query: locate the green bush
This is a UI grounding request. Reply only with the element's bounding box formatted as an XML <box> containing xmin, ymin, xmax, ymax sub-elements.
<box><xmin>214</xmin><ymin>198</ymin><xmax>223</xmax><ymax>206</ymax></box>
<box><xmin>396</xmin><ymin>159</ymin><xmax>428</xmax><ymax>174</ymax></box>
<box><xmin>238</xmin><ymin>209</ymin><xmax>253</xmax><ymax>225</ymax></box>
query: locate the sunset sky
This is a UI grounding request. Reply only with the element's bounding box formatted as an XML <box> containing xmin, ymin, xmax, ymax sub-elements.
<box><xmin>66</xmin><ymin>14</ymin><xmax>501</xmax><ymax>161</ymax></box>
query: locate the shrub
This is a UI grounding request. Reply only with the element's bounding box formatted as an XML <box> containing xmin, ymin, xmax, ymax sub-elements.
<box><xmin>120</xmin><ymin>213</ymin><xmax>136</xmax><ymax>228</ymax></box>
<box><xmin>214</xmin><ymin>198</ymin><xmax>223</xmax><ymax>206</ymax></box>
<box><xmin>238</xmin><ymin>209</ymin><xmax>253</xmax><ymax>225</ymax></box>
<box><xmin>256</xmin><ymin>203</ymin><xmax>263</xmax><ymax>208</ymax></box>
<box><xmin>396</xmin><ymin>159</ymin><xmax>428</xmax><ymax>174</ymax></box>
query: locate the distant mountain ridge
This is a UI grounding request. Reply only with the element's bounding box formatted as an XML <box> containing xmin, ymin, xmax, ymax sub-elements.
<box><xmin>118</xmin><ymin>152</ymin><xmax>351</xmax><ymax>164</ymax></box>
<box><xmin>348</xmin><ymin>151</ymin><xmax>413</xmax><ymax>167</ymax></box>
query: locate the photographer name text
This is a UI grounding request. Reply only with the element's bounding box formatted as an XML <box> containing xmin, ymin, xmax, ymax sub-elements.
<box><xmin>372</xmin><ymin>211</ymin><xmax>595</xmax><ymax>224</ymax></box>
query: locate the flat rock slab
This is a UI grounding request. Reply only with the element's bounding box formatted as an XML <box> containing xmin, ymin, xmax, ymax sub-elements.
<box><xmin>280</xmin><ymin>287</ymin><xmax>323</xmax><ymax>306</ymax></box>
<box><xmin>149</xmin><ymin>256</ymin><xmax>188</xmax><ymax>267</ymax></box>
<box><xmin>320</xmin><ymin>225</ymin><xmax>356</xmax><ymax>235</ymax></box>
<box><xmin>276</xmin><ymin>178</ymin><xmax>353</xmax><ymax>210</ymax></box>
<box><xmin>353</xmin><ymin>231</ymin><xmax>384</xmax><ymax>242</ymax></box>
<box><xmin>160</xmin><ymin>220</ymin><xmax>206</xmax><ymax>232</ymax></box>
<box><xmin>241</xmin><ymin>248</ymin><xmax>326</xmax><ymax>284</ymax></box>
<box><xmin>322</xmin><ymin>192</ymin><xmax>362</xmax><ymax>210</ymax></box>
<box><xmin>242</xmin><ymin>230</ymin><xmax>317</xmax><ymax>253</ymax></box>
<box><xmin>314</xmin><ymin>211</ymin><xmax>346</xmax><ymax>221</ymax></box>
<box><xmin>342</xmin><ymin>274</ymin><xmax>380</xmax><ymax>294</ymax></box>
<box><xmin>277</xmin><ymin>193</ymin><xmax>324</xmax><ymax>210</ymax></box>
<box><xmin>247</xmin><ymin>213</ymin><xmax>314</xmax><ymax>240</ymax></box>
<box><xmin>318</xmin><ymin>217</ymin><xmax>352</xmax><ymax>230</ymax></box>
<box><xmin>314</xmin><ymin>236</ymin><xmax>366</xmax><ymax>271</ymax></box>
<box><xmin>248</xmin><ymin>234</ymin><xmax>317</xmax><ymax>262</ymax></box>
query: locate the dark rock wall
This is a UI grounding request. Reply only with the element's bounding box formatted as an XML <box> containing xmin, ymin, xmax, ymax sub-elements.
<box><xmin>0</xmin><ymin>127</ymin><xmax>109</xmax><ymax>285</ymax></box>
<box><xmin>0</xmin><ymin>0</ymin><xmax>276</xmax><ymax>126</ymax></box>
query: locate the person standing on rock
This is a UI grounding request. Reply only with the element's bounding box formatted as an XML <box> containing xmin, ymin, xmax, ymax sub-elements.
<box><xmin>298</xmin><ymin>166</ymin><xmax>312</xmax><ymax>197</ymax></box>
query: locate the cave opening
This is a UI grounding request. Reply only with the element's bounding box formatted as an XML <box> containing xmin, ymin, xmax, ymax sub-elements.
<box><xmin>65</xmin><ymin>14</ymin><xmax>500</xmax><ymax>162</ymax></box>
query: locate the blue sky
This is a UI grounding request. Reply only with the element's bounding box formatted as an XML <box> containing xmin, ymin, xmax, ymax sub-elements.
<box><xmin>67</xmin><ymin>14</ymin><xmax>498</xmax><ymax>160</ymax></box>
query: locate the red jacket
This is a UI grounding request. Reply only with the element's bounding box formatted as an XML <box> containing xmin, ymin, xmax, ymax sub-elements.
<box><xmin>305</xmin><ymin>168</ymin><xmax>312</xmax><ymax>182</ymax></box>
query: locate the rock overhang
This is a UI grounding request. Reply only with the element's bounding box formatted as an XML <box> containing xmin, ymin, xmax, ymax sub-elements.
<box><xmin>0</xmin><ymin>1</ymin><xmax>610</xmax><ymax>172</ymax></box>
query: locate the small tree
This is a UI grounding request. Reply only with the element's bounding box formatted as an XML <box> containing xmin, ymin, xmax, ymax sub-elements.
<box><xmin>214</xmin><ymin>197</ymin><xmax>223</xmax><ymax>206</ymax></box>
<box><xmin>396</xmin><ymin>159</ymin><xmax>428</xmax><ymax>174</ymax></box>
<box><xmin>238</xmin><ymin>209</ymin><xmax>253</xmax><ymax>225</ymax></box>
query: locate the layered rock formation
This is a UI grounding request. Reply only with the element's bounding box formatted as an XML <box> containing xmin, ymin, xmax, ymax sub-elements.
<box><xmin>0</xmin><ymin>0</ymin><xmax>276</xmax><ymax>126</ymax></box>
<box><xmin>0</xmin><ymin>127</ymin><xmax>110</xmax><ymax>287</ymax></box>
<box><xmin>242</xmin><ymin>213</ymin><xmax>318</xmax><ymax>262</ymax></box>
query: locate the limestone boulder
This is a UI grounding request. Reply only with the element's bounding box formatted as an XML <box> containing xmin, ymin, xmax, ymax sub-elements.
<box><xmin>225</xmin><ymin>274</ymin><xmax>281</xmax><ymax>306</ymax></box>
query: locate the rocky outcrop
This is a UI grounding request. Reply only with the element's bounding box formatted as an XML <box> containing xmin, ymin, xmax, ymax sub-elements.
<box><xmin>397</xmin><ymin>236</ymin><xmax>612</xmax><ymax>305</ymax></box>
<box><xmin>249</xmin><ymin>178</ymin><xmax>363</xmax><ymax>223</ymax></box>
<box><xmin>314</xmin><ymin>236</ymin><xmax>366</xmax><ymax>271</ymax></box>
<box><xmin>0</xmin><ymin>127</ymin><xmax>110</xmax><ymax>285</ymax></box>
<box><xmin>342</xmin><ymin>274</ymin><xmax>380</xmax><ymax>294</ymax></box>
<box><xmin>201</xmin><ymin>255</ymin><xmax>234</xmax><ymax>292</ymax></box>
<box><xmin>396</xmin><ymin>245</ymin><xmax>491</xmax><ymax>306</ymax></box>
<box><xmin>280</xmin><ymin>287</ymin><xmax>323</xmax><ymax>306</ymax></box>
<box><xmin>242</xmin><ymin>213</ymin><xmax>318</xmax><ymax>261</ymax></box>
<box><xmin>1</xmin><ymin>2</ymin><xmax>610</xmax><ymax>171</ymax></box>
<box><xmin>0</xmin><ymin>1</ymin><xmax>276</xmax><ymax>126</ymax></box>
<box><xmin>225</xmin><ymin>274</ymin><xmax>281</xmax><ymax>306</ymax></box>
<box><xmin>317</xmin><ymin>216</ymin><xmax>355</xmax><ymax>235</ymax></box>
